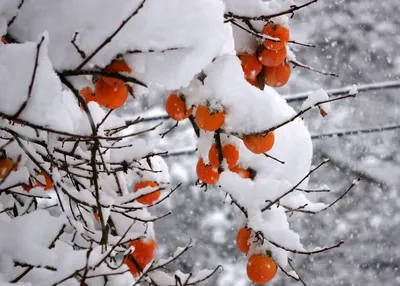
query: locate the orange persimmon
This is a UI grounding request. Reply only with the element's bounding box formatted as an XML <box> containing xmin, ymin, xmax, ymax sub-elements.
<box><xmin>236</xmin><ymin>227</ymin><xmax>252</xmax><ymax>254</ymax></box>
<box><xmin>246</xmin><ymin>254</ymin><xmax>278</xmax><ymax>284</ymax></box>
<box><xmin>208</xmin><ymin>144</ymin><xmax>239</xmax><ymax>169</ymax></box>
<box><xmin>230</xmin><ymin>166</ymin><xmax>251</xmax><ymax>179</ymax></box>
<box><xmin>246</xmin><ymin>76</ymin><xmax>259</xmax><ymax>87</ymax></box>
<box><xmin>79</xmin><ymin>87</ymin><xmax>95</xmax><ymax>104</ymax></box>
<box><xmin>165</xmin><ymin>93</ymin><xmax>193</xmax><ymax>121</ymax></box>
<box><xmin>0</xmin><ymin>159</ymin><xmax>14</xmax><ymax>179</ymax></box>
<box><xmin>259</xmin><ymin>47</ymin><xmax>287</xmax><ymax>67</ymax></box>
<box><xmin>124</xmin><ymin>238</ymin><xmax>157</xmax><ymax>277</ymax></box>
<box><xmin>262</xmin><ymin>23</ymin><xmax>290</xmax><ymax>51</ymax></box>
<box><xmin>94</xmin><ymin>78</ymin><xmax>128</xmax><ymax>109</ymax></box>
<box><xmin>133</xmin><ymin>181</ymin><xmax>160</xmax><ymax>205</ymax></box>
<box><xmin>239</xmin><ymin>53</ymin><xmax>263</xmax><ymax>79</ymax></box>
<box><xmin>196</xmin><ymin>158</ymin><xmax>220</xmax><ymax>184</ymax></box>
<box><xmin>22</xmin><ymin>171</ymin><xmax>53</xmax><ymax>192</ymax></box>
<box><xmin>264</xmin><ymin>62</ymin><xmax>291</xmax><ymax>87</ymax></box>
<box><xmin>103</xmin><ymin>59</ymin><xmax>132</xmax><ymax>86</ymax></box>
<box><xmin>243</xmin><ymin>132</ymin><xmax>275</xmax><ymax>154</ymax></box>
<box><xmin>195</xmin><ymin>105</ymin><xmax>225</xmax><ymax>132</ymax></box>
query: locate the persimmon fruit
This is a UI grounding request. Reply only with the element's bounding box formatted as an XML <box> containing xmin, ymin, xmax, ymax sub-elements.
<box><xmin>124</xmin><ymin>238</ymin><xmax>157</xmax><ymax>277</ymax></box>
<box><xmin>165</xmin><ymin>93</ymin><xmax>193</xmax><ymax>121</ymax></box>
<box><xmin>236</xmin><ymin>227</ymin><xmax>252</xmax><ymax>254</ymax></box>
<box><xmin>196</xmin><ymin>158</ymin><xmax>220</xmax><ymax>184</ymax></box>
<box><xmin>265</xmin><ymin>62</ymin><xmax>291</xmax><ymax>87</ymax></box>
<box><xmin>94</xmin><ymin>78</ymin><xmax>128</xmax><ymax>109</ymax></box>
<box><xmin>133</xmin><ymin>181</ymin><xmax>160</xmax><ymax>205</ymax></box>
<box><xmin>0</xmin><ymin>159</ymin><xmax>14</xmax><ymax>179</ymax></box>
<box><xmin>94</xmin><ymin>211</ymin><xmax>100</xmax><ymax>222</ymax></box>
<box><xmin>246</xmin><ymin>254</ymin><xmax>278</xmax><ymax>284</ymax></box>
<box><xmin>103</xmin><ymin>59</ymin><xmax>132</xmax><ymax>86</ymax></box>
<box><xmin>243</xmin><ymin>132</ymin><xmax>275</xmax><ymax>154</ymax></box>
<box><xmin>230</xmin><ymin>166</ymin><xmax>251</xmax><ymax>179</ymax></box>
<box><xmin>80</xmin><ymin>87</ymin><xmax>95</xmax><ymax>103</ymax></box>
<box><xmin>259</xmin><ymin>47</ymin><xmax>287</xmax><ymax>67</ymax></box>
<box><xmin>246</xmin><ymin>76</ymin><xmax>258</xmax><ymax>87</ymax></box>
<box><xmin>208</xmin><ymin>144</ymin><xmax>239</xmax><ymax>169</ymax></box>
<box><xmin>195</xmin><ymin>105</ymin><xmax>225</xmax><ymax>132</ymax></box>
<box><xmin>262</xmin><ymin>23</ymin><xmax>290</xmax><ymax>51</ymax></box>
<box><xmin>22</xmin><ymin>171</ymin><xmax>53</xmax><ymax>192</ymax></box>
<box><xmin>239</xmin><ymin>53</ymin><xmax>263</xmax><ymax>79</ymax></box>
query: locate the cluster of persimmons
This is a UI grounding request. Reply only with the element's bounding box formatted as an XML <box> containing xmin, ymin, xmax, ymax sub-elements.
<box><xmin>162</xmin><ymin>22</ymin><xmax>290</xmax><ymax>285</ymax></box>
<box><xmin>165</xmin><ymin>91</ymin><xmax>275</xmax><ymax>185</ymax></box>
<box><xmin>164</xmin><ymin>64</ymin><xmax>280</xmax><ymax>285</ymax></box>
<box><xmin>79</xmin><ymin>59</ymin><xmax>132</xmax><ymax>109</ymax></box>
<box><xmin>0</xmin><ymin>157</ymin><xmax>161</xmax><ymax>278</ymax></box>
<box><xmin>239</xmin><ymin>23</ymin><xmax>291</xmax><ymax>89</ymax></box>
<box><xmin>237</xmin><ymin>226</ymin><xmax>278</xmax><ymax>284</ymax></box>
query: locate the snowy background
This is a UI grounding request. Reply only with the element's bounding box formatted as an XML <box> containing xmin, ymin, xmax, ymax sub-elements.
<box><xmin>124</xmin><ymin>1</ymin><xmax>400</xmax><ymax>285</ymax></box>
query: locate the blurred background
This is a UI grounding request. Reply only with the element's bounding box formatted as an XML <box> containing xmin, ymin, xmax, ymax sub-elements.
<box><xmin>124</xmin><ymin>0</ymin><xmax>400</xmax><ymax>285</ymax></box>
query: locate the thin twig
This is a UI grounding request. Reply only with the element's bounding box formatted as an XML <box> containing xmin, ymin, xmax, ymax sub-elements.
<box><xmin>288</xmin><ymin>40</ymin><xmax>315</xmax><ymax>48</ymax></box>
<box><xmin>61</xmin><ymin>70</ymin><xmax>147</xmax><ymax>87</ymax></box>
<box><xmin>261</xmin><ymin>159</ymin><xmax>330</xmax><ymax>212</ymax></box>
<box><xmin>287</xmin><ymin>259</ymin><xmax>308</xmax><ymax>286</ymax></box>
<box><xmin>247</xmin><ymin>93</ymin><xmax>356</xmax><ymax>136</ymax></box>
<box><xmin>12</xmin><ymin>36</ymin><xmax>45</xmax><ymax>119</ymax></box>
<box><xmin>127</xmin><ymin>47</ymin><xmax>183</xmax><ymax>54</ymax></box>
<box><xmin>290</xmin><ymin>60</ymin><xmax>338</xmax><ymax>77</ymax></box>
<box><xmin>7</xmin><ymin>0</ymin><xmax>25</xmax><ymax>26</ymax></box>
<box><xmin>74</xmin><ymin>0</ymin><xmax>148</xmax><ymax>72</ymax></box>
<box><xmin>263</xmin><ymin>153</ymin><xmax>285</xmax><ymax>164</ymax></box>
<box><xmin>71</xmin><ymin>32</ymin><xmax>86</xmax><ymax>59</ymax></box>
<box><xmin>224</xmin><ymin>0</ymin><xmax>319</xmax><ymax>21</ymax></box>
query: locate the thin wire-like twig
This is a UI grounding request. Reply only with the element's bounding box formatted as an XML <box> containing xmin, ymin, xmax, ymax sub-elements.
<box><xmin>73</xmin><ymin>0</ymin><xmax>148</xmax><ymax>72</ymax></box>
<box><xmin>12</xmin><ymin>36</ymin><xmax>45</xmax><ymax>119</ymax></box>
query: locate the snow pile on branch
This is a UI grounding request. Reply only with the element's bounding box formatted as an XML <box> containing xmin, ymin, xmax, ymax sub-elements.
<box><xmin>0</xmin><ymin>36</ymin><xmax>75</xmax><ymax>133</ymax></box>
<box><xmin>5</xmin><ymin>0</ymin><xmax>226</xmax><ymax>90</ymax></box>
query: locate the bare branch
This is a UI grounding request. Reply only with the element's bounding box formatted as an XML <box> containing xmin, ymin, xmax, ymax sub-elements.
<box><xmin>290</xmin><ymin>60</ymin><xmax>338</xmax><ymax>77</ymax></box>
<box><xmin>224</xmin><ymin>0</ymin><xmax>319</xmax><ymax>21</ymax></box>
<box><xmin>61</xmin><ymin>70</ymin><xmax>147</xmax><ymax>87</ymax></box>
<box><xmin>74</xmin><ymin>0</ymin><xmax>148</xmax><ymax>72</ymax></box>
<box><xmin>127</xmin><ymin>47</ymin><xmax>184</xmax><ymax>54</ymax></box>
<box><xmin>12</xmin><ymin>36</ymin><xmax>45</xmax><ymax>119</ymax></box>
<box><xmin>263</xmin><ymin>152</ymin><xmax>285</xmax><ymax>164</ymax></box>
<box><xmin>7</xmin><ymin>0</ymin><xmax>25</xmax><ymax>27</ymax></box>
<box><xmin>261</xmin><ymin>159</ymin><xmax>330</xmax><ymax>212</ymax></box>
<box><xmin>288</xmin><ymin>40</ymin><xmax>315</xmax><ymax>48</ymax></box>
<box><xmin>71</xmin><ymin>32</ymin><xmax>86</xmax><ymax>59</ymax></box>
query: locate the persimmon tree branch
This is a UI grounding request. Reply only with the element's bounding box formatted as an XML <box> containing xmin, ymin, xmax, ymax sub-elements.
<box><xmin>282</xmin><ymin>177</ymin><xmax>361</xmax><ymax>215</ymax></box>
<box><xmin>224</xmin><ymin>0</ymin><xmax>319</xmax><ymax>21</ymax></box>
<box><xmin>290</xmin><ymin>60</ymin><xmax>338</xmax><ymax>77</ymax></box>
<box><xmin>74</xmin><ymin>0</ymin><xmax>148</xmax><ymax>72</ymax></box>
<box><xmin>10</xmin><ymin>224</ymin><xmax>66</xmax><ymax>283</ymax></box>
<box><xmin>239</xmin><ymin>92</ymin><xmax>357</xmax><ymax>137</ymax></box>
<box><xmin>261</xmin><ymin>159</ymin><xmax>330</xmax><ymax>212</ymax></box>
<box><xmin>12</xmin><ymin>36</ymin><xmax>45</xmax><ymax>119</ymax></box>
<box><xmin>71</xmin><ymin>32</ymin><xmax>86</xmax><ymax>59</ymax></box>
<box><xmin>60</xmin><ymin>70</ymin><xmax>147</xmax><ymax>87</ymax></box>
<box><xmin>7</xmin><ymin>0</ymin><xmax>25</xmax><ymax>27</ymax></box>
